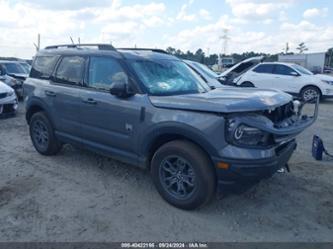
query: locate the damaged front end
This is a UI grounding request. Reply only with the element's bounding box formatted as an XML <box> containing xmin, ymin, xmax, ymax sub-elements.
<box><xmin>217</xmin><ymin>98</ymin><xmax>318</xmax><ymax>192</ymax></box>
<box><xmin>225</xmin><ymin>98</ymin><xmax>319</xmax><ymax>148</ymax></box>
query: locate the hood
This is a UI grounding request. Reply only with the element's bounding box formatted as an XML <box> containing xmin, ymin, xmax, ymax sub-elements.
<box><xmin>314</xmin><ymin>74</ymin><xmax>333</xmax><ymax>82</ymax></box>
<box><xmin>0</xmin><ymin>81</ymin><xmax>14</xmax><ymax>93</ymax></box>
<box><xmin>8</xmin><ymin>73</ymin><xmax>28</xmax><ymax>80</ymax></box>
<box><xmin>149</xmin><ymin>88</ymin><xmax>292</xmax><ymax>113</ymax></box>
<box><xmin>219</xmin><ymin>56</ymin><xmax>264</xmax><ymax>79</ymax></box>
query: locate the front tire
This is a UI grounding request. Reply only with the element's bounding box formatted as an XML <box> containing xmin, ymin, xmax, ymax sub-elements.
<box><xmin>29</xmin><ymin>112</ymin><xmax>62</xmax><ymax>155</ymax></box>
<box><xmin>151</xmin><ymin>140</ymin><xmax>216</xmax><ymax>210</ymax></box>
<box><xmin>301</xmin><ymin>86</ymin><xmax>321</xmax><ymax>102</ymax></box>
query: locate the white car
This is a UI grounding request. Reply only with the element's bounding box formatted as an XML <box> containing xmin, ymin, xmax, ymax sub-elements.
<box><xmin>221</xmin><ymin>58</ymin><xmax>333</xmax><ymax>101</ymax></box>
<box><xmin>0</xmin><ymin>81</ymin><xmax>18</xmax><ymax>118</ymax></box>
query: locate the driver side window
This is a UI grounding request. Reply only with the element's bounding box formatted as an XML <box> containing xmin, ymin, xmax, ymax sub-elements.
<box><xmin>87</xmin><ymin>56</ymin><xmax>128</xmax><ymax>91</ymax></box>
<box><xmin>273</xmin><ymin>65</ymin><xmax>298</xmax><ymax>76</ymax></box>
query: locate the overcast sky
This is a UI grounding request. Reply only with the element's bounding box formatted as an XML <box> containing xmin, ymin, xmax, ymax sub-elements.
<box><xmin>0</xmin><ymin>0</ymin><xmax>332</xmax><ymax>59</ymax></box>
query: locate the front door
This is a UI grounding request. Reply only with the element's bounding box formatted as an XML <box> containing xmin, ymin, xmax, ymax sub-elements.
<box><xmin>79</xmin><ymin>56</ymin><xmax>143</xmax><ymax>156</ymax></box>
<box><xmin>271</xmin><ymin>64</ymin><xmax>300</xmax><ymax>93</ymax></box>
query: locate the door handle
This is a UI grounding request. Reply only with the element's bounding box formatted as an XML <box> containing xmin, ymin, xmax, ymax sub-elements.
<box><xmin>45</xmin><ymin>90</ymin><xmax>56</xmax><ymax>97</ymax></box>
<box><xmin>82</xmin><ymin>98</ymin><xmax>97</xmax><ymax>105</ymax></box>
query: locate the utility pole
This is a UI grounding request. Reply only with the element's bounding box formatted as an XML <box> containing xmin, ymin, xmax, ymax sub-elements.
<box><xmin>220</xmin><ymin>29</ymin><xmax>230</xmax><ymax>56</ymax></box>
<box><xmin>285</xmin><ymin>42</ymin><xmax>289</xmax><ymax>54</ymax></box>
<box><xmin>33</xmin><ymin>33</ymin><xmax>41</xmax><ymax>52</ymax></box>
<box><xmin>218</xmin><ymin>29</ymin><xmax>230</xmax><ymax>70</ymax></box>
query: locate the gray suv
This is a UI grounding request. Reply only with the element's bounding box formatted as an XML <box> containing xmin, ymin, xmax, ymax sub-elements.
<box><xmin>24</xmin><ymin>44</ymin><xmax>318</xmax><ymax>209</ymax></box>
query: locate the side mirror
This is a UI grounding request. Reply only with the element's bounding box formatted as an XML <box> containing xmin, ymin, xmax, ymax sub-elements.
<box><xmin>290</xmin><ymin>71</ymin><xmax>300</xmax><ymax>77</ymax></box>
<box><xmin>110</xmin><ymin>73</ymin><xmax>135</xmax><ymax>98</ymax></box>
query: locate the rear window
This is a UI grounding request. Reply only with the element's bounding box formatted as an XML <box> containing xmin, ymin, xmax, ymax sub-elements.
<box><xmin>253</xmin><ymin>64</ymin><xmax>274</xmax><ymax>74</ymax></box>
<box><xmin>30</xmin><ymin>56</ymin><xmax>59</xmax><ymax>79</ymax></box>
<box><xmin>54</xmin><ymin>56</ymin><xmax>85</xmax><ymax>86</ymax></box>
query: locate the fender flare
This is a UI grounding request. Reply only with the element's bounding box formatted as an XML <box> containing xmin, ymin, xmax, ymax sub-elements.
<box><xmin>26</xmin><ymin>97</ymin><xmax>53</xmax><ymax>125</ymax></box>
<box><xmin>140</xmin><ymin>122</ymin><xmax>220</xmax><ymax>159</ymax></box>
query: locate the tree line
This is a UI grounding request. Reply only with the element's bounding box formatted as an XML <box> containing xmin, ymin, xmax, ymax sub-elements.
<box><xmin>165</xmin><ymin>47</ymin><xmax>278</xmax><ymax>65</ymax></box>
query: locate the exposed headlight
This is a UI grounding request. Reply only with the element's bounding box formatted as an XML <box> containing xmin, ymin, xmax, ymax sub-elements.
<box><xmin>226</xmin><ymin>119</ymin><xmax>272</xmax><ymax>147</ymax></box>
<box><xmin>8</xmin><ymin>78</ymin><xmax>18</xmax><ymax>86</ymax></box>
<box><xmin>7</xmin><ymin>91</ymin><xmax>15</xmax><ymax>97</ymax></box>
<box><xmin>321</xmin><ymin>80</ymin><xmax>333</xmax><ymax>85</ymax></box>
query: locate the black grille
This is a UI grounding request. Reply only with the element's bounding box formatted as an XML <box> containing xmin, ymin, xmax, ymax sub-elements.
<box><xmin>0</xmin><ymin>93</ymin><xmax>7</xmax><ymax>99</ymax></box>
<box><xmin>1</xmin><ymin>104</ymin><xmax>15</xmax><ymax>114</ymax></box>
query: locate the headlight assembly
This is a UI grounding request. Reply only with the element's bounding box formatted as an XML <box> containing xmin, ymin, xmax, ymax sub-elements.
<box><xmin>7</xmin><ymin>91</ymin><xmax>15</xmax><ymax>97</ymax></box>
<box><xmin>321</xmin><ymin>80</ymin><xmax>333</xmax><ymax>85</ymax></box>
<box><xmin>9</xmin><ymin>78</ymin><xmax>18</xmax><ymax>86</ymax></box>
<box><xmin>226</xmin><ymin>119</ymin><xmax>272</xmax><ymax>147</ymax></box>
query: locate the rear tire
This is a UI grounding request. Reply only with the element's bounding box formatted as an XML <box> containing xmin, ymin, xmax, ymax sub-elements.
<box><xmin>240</xmin><ymin>81</ymin><xmax>255</xmax><ymax>87</ymax></box>
<box><xmin>29</xmin><ymin>112</ymin><xmax>62</xmax><ymax>155</ymax></box>
<box><xmin>151</xmin><ymin>140</ymin><xmax>216</xmax><ymax>210</ymax></box>
<box><xmin>301</xmin><ymin>86</ymin><xmax>321</xmax><ymax>102</ymax></box>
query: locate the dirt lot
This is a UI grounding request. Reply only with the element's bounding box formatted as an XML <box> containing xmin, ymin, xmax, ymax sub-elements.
<box><xmin>0</xmin><ymin>101</ymin><xmax>332</xmax><ymax>242</ymax></box>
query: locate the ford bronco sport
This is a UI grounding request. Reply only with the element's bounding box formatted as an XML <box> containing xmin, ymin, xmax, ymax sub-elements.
<box><xmin>24</xmin><ymin>44</ymin><xmax>318</xmax><ymax>210</ymax></box>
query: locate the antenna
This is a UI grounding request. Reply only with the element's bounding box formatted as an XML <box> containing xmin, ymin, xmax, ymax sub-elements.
<box><xmin>70</xmin><ymin>36</ymin><xmax>74</xmax><ymax>45</ymax></box>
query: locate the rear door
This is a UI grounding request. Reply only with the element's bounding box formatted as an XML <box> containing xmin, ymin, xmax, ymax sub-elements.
<box><xmin>50</xmin><ymin>55</ymin><xmax>87</xmax><ymax>138</ymax></box>
<box><xmin>245</xmin><ymin>64</ymin><xmax>275</xmax><ymax>89</ymax></box>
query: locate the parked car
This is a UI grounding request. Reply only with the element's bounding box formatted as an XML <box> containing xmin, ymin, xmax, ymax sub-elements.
<box><xmin>184</xmin><ymin>60</ymin><xmax>223</xmax><ymax>88</ymax></box>
<box><xmin>24</xmin><ymin>44</ymin><xmax>317</xmax><ymax>210</ymax></box>
<box><xmin>0</xmin><ymin>65</ymin><xmax>23</xmax><ymax>96</ymax></box>
<box><xmin>0</xmin><ymin>80</ymin><xmax>18</xmax><ymax>118</ymax></box>
<box><xmin>221</xmin><ymin>58</ymin><xmax>333</xmax><ymax>101</ymax></box>
<box><xmin>18</xmin><ymin>61</ymin><xmax>32</xmax><ymax>74</ymax></box>
<box><xmin>0</xmin><ymin>61</ymin><xmax>28</xmax><ymax>99</ymax></box>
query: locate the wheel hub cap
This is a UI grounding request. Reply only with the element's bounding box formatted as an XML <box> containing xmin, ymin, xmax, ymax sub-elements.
<box><xmin>159</xmin><ymin>156</ymin><xmax>196</xmax><ymax>200</ymax></box>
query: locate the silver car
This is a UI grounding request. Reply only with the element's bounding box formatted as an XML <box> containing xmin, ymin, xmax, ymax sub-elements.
<box><xmin>0</xmin><ymin>81</ymin><xmax>18</xmax><ymax>118</ymax></box>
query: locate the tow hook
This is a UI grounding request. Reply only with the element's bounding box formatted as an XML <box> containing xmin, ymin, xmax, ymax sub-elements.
<box><xmin>277</xmin><ymin>163</ymin><xmax>290</xmax><ymax>173</ymax></box>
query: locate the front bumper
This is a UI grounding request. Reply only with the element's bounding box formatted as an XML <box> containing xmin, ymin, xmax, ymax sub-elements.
<box><xmin>0</xmin><ymin>96</ymin><xmax>18</xmax><ymax>118</ymax></box>
<box><xmin>214</xmin><ymin>140</ymin><xmax>297</xmax><ymax>192</ymax></box>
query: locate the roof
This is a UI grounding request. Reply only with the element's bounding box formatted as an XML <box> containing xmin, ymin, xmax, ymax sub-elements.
<box><xmin>0</xmin><ymin>60</ymin><xmax>21</xmax><ymax>64</ymax></box>
<box><xmin>260</xmin><ymin>61</ymin><xmax>296</xmax><ymax>66</ymax></box>
<box><xmin>37</xmin><ymin>44</ymin><xmax>178</xmax><ymax>61</ymax></box>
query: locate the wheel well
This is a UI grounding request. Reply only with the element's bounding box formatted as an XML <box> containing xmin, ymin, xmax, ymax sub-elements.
<box><xmin>26</xmin><ymin>105</ymin><xmax>44</xmax><ymax>124</ymax></box>
<box><xmin>300</xmin><ymin>85</ymin><xmax>322</xmax><ymax>97</ymax></box>
<box><xmin>241</xmin><ymin>81</ymin><xmax>254</xmax><ymax>87</ymax></box>
<box><xmin>147</xmin><ymin>134</ymin><xmax>214</xmax><ymax>170</ymax></box>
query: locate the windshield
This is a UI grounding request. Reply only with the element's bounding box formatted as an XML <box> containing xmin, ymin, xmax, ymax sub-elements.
<box><xmin>191</xmin><ymin>62</ymin><xmax>219</xmax><ymax>79</ymax></box>
<box><xmin>291</xmin><ymin>64</ymin><xmax>313</xmax><ymax>75</ymax></box>
<box><xmin>3</xmin><ymin>63</ymin><xmax>26</xmax><ymax>74</ymax></box>
<box><xmin>19</xmin><ymin>63</ymin><xmax>31</xmax><ymax>74</ymax></box>
<box><xmin>130</xmin><ymin>60</ymin><xmax>210</xmax><ymax>96</ymax></box>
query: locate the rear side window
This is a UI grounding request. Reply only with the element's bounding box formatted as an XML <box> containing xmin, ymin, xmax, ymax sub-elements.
<box><xmin>87</xmin><ymin>56</ymin><xmax>128</xmax><ymax>90</ymax></box>
<box><xmin>253</xmin><ymin>64</ymin><xmax>274</xmax><ymax>74</ymax></box>
<box><xmin>55</xmin><ymin>56</ymin><xmax>85</xmax><ymax>86</ymax></box>
<box><xmin>30</xmin><ymin>56</ymin><xmax>59</xmax><ymax>79</ymax></box>
<box><xmin>273</xmin><ymin>65</ymin><xmax>297</xmax><ymax>76</ymax></box>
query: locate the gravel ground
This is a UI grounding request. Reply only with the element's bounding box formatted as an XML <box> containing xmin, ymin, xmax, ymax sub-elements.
<box><xmin>0</xmin><ymin>101</ymin><xmax>332</xmax><ymax>242</ymax></box>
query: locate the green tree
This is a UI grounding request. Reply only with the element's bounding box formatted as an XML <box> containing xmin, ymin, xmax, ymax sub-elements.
<box><xmin>296</xmin><ymin>42</ymin><xmax>308</xmax><ymax>54</ymax></box>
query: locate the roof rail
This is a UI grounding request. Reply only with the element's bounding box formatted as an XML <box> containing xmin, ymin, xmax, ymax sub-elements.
<box><xmin>44</xmin><ymin>44</ymin><xmax>116</xmax><ymax>51</ymax></box>
<box><xmin>117</xmin><ymin>48</ymin><xmax>169</xmax><ymax>54</ymax></box>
